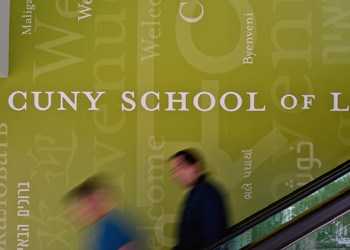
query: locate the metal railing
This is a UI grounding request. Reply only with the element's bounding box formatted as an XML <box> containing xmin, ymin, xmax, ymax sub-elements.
<box><xmin>203</xmin><ymin>159</ymin><xmax>350</xmax><ymax>250</ymax></box>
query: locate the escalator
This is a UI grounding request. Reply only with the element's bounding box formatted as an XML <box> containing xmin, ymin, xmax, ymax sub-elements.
<box><xmin>204</xmin><ymin>159</ymin><xmax>350</xmax><ymax>250</ymax></box>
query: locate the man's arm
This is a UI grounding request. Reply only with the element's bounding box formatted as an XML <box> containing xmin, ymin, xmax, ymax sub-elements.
<box><xmin>201</xmin><ymin>187</ymin><xmax>227</xmax><ymax>245</ymax></box>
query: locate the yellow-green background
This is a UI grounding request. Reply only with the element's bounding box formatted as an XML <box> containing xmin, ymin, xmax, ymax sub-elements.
<box><xmin>2</xmin><ymin>0</ymin><xmax>350</xmax><ymax>249</ymax></box>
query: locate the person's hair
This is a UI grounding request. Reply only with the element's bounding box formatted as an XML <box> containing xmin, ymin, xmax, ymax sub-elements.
<box><xmin>168</xmin><ymin>148</ymin><xmax>204</xmax><ymax>168</ymax></box>
<box><xmin>64</xmin><ymin>173</ymin><xmax>122</xmax><ymax>203</ymax></box>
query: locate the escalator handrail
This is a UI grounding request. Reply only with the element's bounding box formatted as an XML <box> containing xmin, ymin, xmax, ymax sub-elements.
<box><xmin>241</xmin><ymin>183</ymin><xmax>350</xmax><ymax>250</ymax></box>
<box><xmin>203</xmin><ymin>159</ymin><xmax>350</xmax><ymax>250</ymax></box>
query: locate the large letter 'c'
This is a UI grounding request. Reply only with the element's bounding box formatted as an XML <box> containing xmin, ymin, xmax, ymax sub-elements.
<box><xmin>179</xmin><ymin>2</ymin><xmax>204</xmax><ymax>23</ymax></box>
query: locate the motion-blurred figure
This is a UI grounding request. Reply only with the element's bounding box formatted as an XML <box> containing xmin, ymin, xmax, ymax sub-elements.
<box><xmin>168</xmin><ymin>148</ymin><xmax>228</xmax><ymax>250</ymax></box>
<box><xmin>65</xmin><ymin>174</ymin><xmax>140</xmax><ymax>250</ymax></box>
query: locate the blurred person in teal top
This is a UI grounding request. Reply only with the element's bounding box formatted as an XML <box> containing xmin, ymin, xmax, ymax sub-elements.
<box><xmin>65</xmin><ymin>174</ymin><xmax>141</xmax><ymax>250</ymax></box>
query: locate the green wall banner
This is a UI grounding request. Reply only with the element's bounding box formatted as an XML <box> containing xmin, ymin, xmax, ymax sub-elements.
<box><xmin>2</xmin><ymin>0</ymin><xmax>350</xmax><ymax>249</ymax></box>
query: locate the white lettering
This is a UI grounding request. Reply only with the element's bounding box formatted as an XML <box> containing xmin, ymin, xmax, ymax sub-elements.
<box><xmin>179</xmin><ymin>2</ymin><xmax>204</xmax><ymax>23</ymax></box>
<box><xmin>331</xmin><ymin>93</ymin><xmax>349</xmax><ymax>111</ymax></box>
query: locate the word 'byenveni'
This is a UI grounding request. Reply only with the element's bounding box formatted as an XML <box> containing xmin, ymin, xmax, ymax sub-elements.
<box><xmin>7</xmin><ymin>91</ymin><xmax>350</xmax><ymax>111</ymax></box>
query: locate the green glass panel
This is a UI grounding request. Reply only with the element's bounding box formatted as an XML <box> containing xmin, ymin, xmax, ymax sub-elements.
<box><xmin>286</xmin><ymin>213</ymin><xmax>350</xmax><ymax>250</ymax></box>
<box><xmin>215</xmin><ymin>171</ymin><xmax>350</xmax><ymax>249</ymax></box>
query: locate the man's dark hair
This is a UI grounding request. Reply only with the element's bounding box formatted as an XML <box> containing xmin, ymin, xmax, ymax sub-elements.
<box><xmin>64</xmin><ymin>173</ymin><xmax>122</xmax><ymax>203</ymax></box>
<box><xmin>66</xmin><ymin>175</ymin><xmax>102</xmax><ymax>200</ymax></box>
<box><xmin>168</xmin><ymin>148</ymin><xmax>204</xmax><ymax>166</ymax></box>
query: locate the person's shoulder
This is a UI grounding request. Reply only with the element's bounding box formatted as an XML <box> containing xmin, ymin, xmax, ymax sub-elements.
<box><xmin>197</xmin><ymin>177</ymin><xmax>223</xmax><ymax>197</ymax></box>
